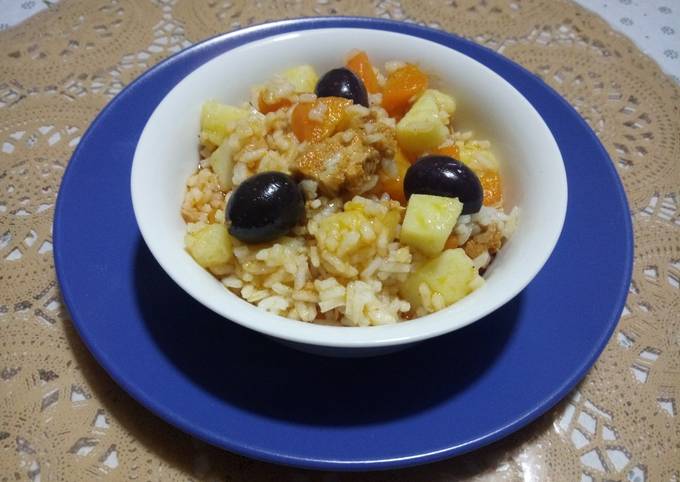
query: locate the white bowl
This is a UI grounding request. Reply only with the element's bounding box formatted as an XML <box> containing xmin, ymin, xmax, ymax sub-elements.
<box><xmin>131</xmin><ymin>28</ymin><xmax>567</xmax><ymax>356</ymax></box>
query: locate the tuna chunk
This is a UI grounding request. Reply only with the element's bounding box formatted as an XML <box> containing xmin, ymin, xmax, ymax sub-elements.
<box><xmin>293</xmin><ymin>129</ymin><xmax>379</xmax><ymax>196</ymax></box>
<box><xmin>463</xmin><ymin>224</ymin><xmax>503</xmax><ymax>259</ymax></box>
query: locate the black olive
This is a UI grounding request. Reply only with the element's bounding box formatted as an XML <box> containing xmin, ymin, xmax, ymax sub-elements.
<box><xmin>227</xmin><ymin>172</ymin><xmax>305</xmax><ymax>243</ymax></box>
<box><xmin>315</xmin><ymin>67</ymin><xmax>369</xmax><ymax>107</ymax></box>
<box><xmin>404</xmin><ymin>155</ymin><xmax>483</xmax><ymax>214</ymax></box>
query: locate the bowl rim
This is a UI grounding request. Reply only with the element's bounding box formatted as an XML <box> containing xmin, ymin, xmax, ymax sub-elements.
<box><xmin>130</xmin><ymin>18</ymin><xmax>568</xmax><ymax>349</ymax></box>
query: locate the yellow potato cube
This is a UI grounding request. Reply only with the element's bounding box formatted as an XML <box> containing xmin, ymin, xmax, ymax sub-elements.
<box><xmin>426</xmin><ymin>89</ymin><xmax>456</xmax><ymax>115</ymax></box>
<box><xmin>281</xmin><ymin>64</ymin><xmax>319</xmax><ymax>93</ymax></box>
<box><xmin>185</xmin><ymin>224</ymin><xmax>233</xmax><ymax>269</ymax></box>
<box><xmin>400</xmin><ymin>194</ymin><xmax>462</xmax><ymax>256</ymax></box>
<box><xmin>208</xmin><ymin>141</ymin><xmax>235</xmax><ymax>191</ymax></box>
<box><xmin>200</xmin><ymin>101</ymin><xmax>248</xmax><ymax>146</ymax></box>
<box><xmin>396</xmin><ymin>89</ymin><xmax>457</xmax><ymax>155</ymax></box>
<box><xmin>458</xmin><ymin>140</ymin><xmax>500</xmax><ymax>173</ymax></box>
<box><xmin>400</xmin><ymin>248</ymin><xmax>480</xmax><ymax>309</ymax></box>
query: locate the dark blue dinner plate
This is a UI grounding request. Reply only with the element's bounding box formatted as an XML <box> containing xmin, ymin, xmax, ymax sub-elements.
<box><xmin>54</xmin><ymin>17</ymin><xmax>633</xmax><ymax>470</ymax></box>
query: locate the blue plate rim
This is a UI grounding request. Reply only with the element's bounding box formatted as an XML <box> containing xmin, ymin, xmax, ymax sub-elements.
<box><xmin>53</xmin><ymin>16</ymin><xmax>634</xmax><ymax>470</ymax></box>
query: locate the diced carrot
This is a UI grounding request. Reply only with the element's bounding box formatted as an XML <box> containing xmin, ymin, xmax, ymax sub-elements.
<box><xmin>434</xmin><ymin>144</ymin><xmax>460</xmax><ymax>160</ymax></box>
<box><xmin>347</xmin><ymin>51</ymin><xmax>381</xmax><ymax>94</ymax></box>
<box><xmin>258</xmin><ymin>91</ymin><xmax>291</xmax><ymax>114</ymax></box>
<box><xmin>369</xmin><ymin>148</ymin><xmax>411</xmax><ymax>204</ymax></box>
<box><xmin>382</xmin><ymin>64</ymin><xmax>428</xmax><ymax>119</ymax></box>
<box><xmin>478</xmin><ymin>170</ymin><xmax>503</xmax><ymax>206</ymax></box>
<box><xmin>292</xmin><ymin>102</ymin><xmax>314</xmax><ymax>140</ymax></box>
<box><xmin>291</xmin><ymin>97</ymin><xmax>352</xmax><ymax>142</ymax></box>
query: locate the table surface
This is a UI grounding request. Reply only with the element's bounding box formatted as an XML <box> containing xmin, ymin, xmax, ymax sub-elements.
<box><xmin>1</xmin><ymin>0</ymin><xmax>679</xmax><ymax>83</ymax></box>
<box><xmin>1</xmin><ymin>0</ymin><xmax>679</xmax><ymax>480</ymax></box>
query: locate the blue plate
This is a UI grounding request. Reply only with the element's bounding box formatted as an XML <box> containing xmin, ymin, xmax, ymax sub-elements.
<box><xmin>54</xmin><ymin>17</ymin><xmax>633</xmax><ymax>470</ymax></box>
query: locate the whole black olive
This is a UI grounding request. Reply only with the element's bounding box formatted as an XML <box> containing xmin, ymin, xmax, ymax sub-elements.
<box><xmin>404</xmin><ymin>155</ymin><xmax>483</xmax><ymax>214</ymax></box>
<box><xmin>315</xmin><ymin>67</ymin><xmax>369</xmax><ymax>107</ymax></box>
<box><xmin>227</xmin><ymin>172</ymin><xmax>305</xmax><ymax>243</ymax></box>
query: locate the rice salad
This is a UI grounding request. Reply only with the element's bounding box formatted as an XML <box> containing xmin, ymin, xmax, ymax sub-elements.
<box><xmin>181</xmin><ymin>51</ymin><xmax>519</xmax><ymax>326</ymax></box>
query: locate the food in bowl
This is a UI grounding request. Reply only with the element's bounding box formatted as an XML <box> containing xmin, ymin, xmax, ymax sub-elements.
<box><xmin>181</xmin><ymin>50</ymin><xmax>519</xmax><ymax>326</ymax></box>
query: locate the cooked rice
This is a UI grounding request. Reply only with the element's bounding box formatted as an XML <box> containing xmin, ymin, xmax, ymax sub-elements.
<box><xmin>308</xmin><ymin>102</ymin><xmax>328</xmax><ymax>121</ymax></box>
<box><xmin>298</xmin><ymin>93</ymin><xmax>317</xmax><ymax>103</ymax></box>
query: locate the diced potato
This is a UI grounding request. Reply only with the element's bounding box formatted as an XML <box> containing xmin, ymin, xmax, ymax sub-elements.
<box><xmin>258</xmin><ymin>65</ymin><xmax>319</xmax><ymax>113</ymax></box>
<box><xmin>281</xmin><ymin>64</ymin><xmax>319</xmax><ymax>93</ymax></box>
<box><xmin>396</xmin><ymin>95</ymin><xmax>445</xmax><ymax>154</ymax></box>
<box><xmin>426</xmin><ymin>89</ymin><xmax>456</xmax><ymax>116</ymax></box>
<box><xmin>396</xmin><ymin>89</ymin><xmax>456</xmax><ymax>155</ymax></box>
<box><xmin>400</xmin><ymin>248</ymin><xmax>480</xmax><ymax>309</ymax></box>
<box><xmin>200</xmin><ymin>101</ymin><xmax>248</xmax><ymax>146</ymax></box>
<box><xmin>458</xmin><ymin>141</ymin><xmax>500</xmax><ymax>172</ymax></box>
<box><xmin>208</xmin><ymin>141</ymin><xmax>235</xmax><ymax>191</ymax></box>
<box><xmin>185</xmin><ymin>224</ymin><xmax>233</xmax><ymax>269</ymax></box>
<box><xmin>400</xmin><ymin>194</ymin><xmax>462</xmax><ymax>256</ymax></box>
<box><xmin>200</xmin><ymin>130</ymin><xmax>221</xmax><ymax>149</ymax></box>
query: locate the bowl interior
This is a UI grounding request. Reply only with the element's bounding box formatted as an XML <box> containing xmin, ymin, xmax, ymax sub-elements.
<box><xmin>131</xmin><ymin>28</ymin><xmax>567</xmax><ymax>348</ymax></box>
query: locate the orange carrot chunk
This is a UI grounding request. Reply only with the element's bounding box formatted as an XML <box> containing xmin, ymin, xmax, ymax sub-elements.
<box><xmin>478</xmin><ymin>170</ymin><xmax>503</xmax><ymax>206</ymax></box>
<box><xmin>291</xmin><ymin>97</ymin><xmax>352</xmax><ymax>142</ymax></box>
<box><xmin>382</xmin><ymin>64</ymin><xmax>428</xmax><ymax>119</ymax></box>
<box><xmin>433</xmin><ymin>144</ymin><xmax>460</xmax><ymax>160</ymax></box>
<box><xmin>258</xmin><ymin>92</ymin><xmax>292</xmax><ymax>114</ymax></box>
<box><xmin>346</xmin><ymin>51</ymin><xmax>381</xmax><ymax>94</ymax></box>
